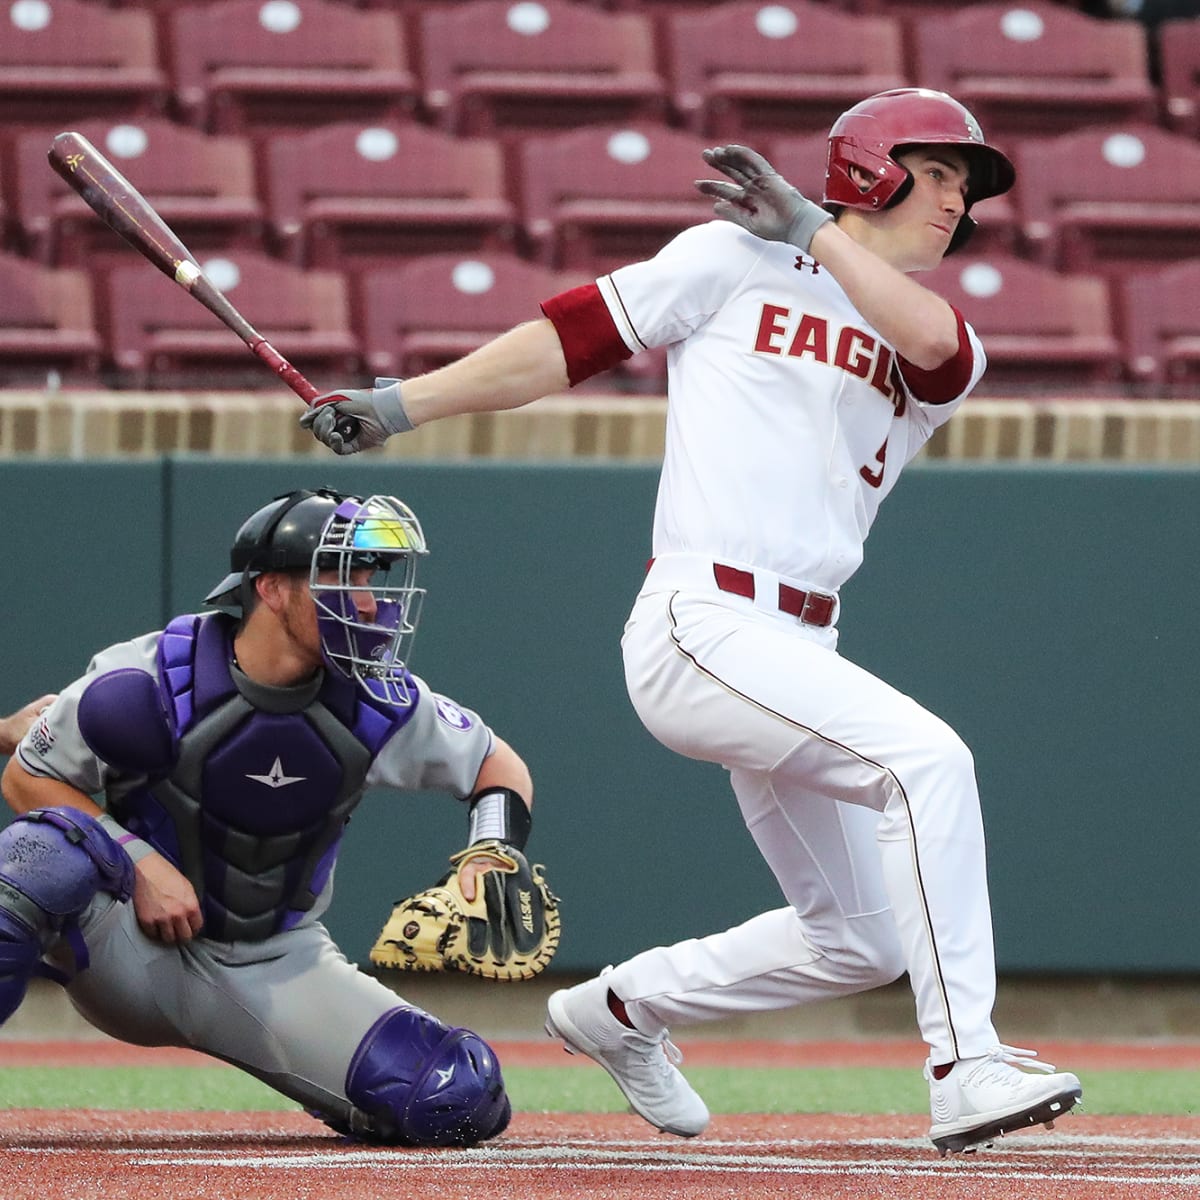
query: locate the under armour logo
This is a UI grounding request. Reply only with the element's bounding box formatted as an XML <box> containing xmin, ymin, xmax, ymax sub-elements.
<box><xmin>435</xmin><ymin>1065</ymin><xmax>455</xmax><ymax>1087</ymax></box>
<box><xmin>246</xmin><ymin>756</ymin><xmax>306</xmax><ymax>789</ymax></box>
<box><xmin>794</xmin><ymin>255</ymin><xmax>821</xmax><ymax>275</ymax></box>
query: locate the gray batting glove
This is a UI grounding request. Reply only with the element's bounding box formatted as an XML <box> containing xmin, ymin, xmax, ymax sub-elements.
<box><xmin>300</xmin><ymin>378</ymin><xmax>412</xmax><ymax>455</ymax></box>
<box><xmin>696</xmin><ymin>145</ymin><xmax>833</xmax><ymax>253</ymax></box>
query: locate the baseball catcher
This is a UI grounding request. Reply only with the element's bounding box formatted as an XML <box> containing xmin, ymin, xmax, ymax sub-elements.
<box><xmin>371</xmin><ymin>787</ymin><xmax>560</xmax><ymax>981</ymax></box>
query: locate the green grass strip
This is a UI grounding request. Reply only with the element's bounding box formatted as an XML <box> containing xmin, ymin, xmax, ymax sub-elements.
<box><xmin>0</xmin><ymin>1067</ymin><xmax>296</xmax><ymax>1111</ymax></box>
<box><xmin>2</xmin><ymin>1065</ymin><xmax>1196</xmax><ymax>1116</ymax></box>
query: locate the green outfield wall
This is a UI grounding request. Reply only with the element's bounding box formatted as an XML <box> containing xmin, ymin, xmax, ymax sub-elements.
<box><xmin>2</xmin><ymin>459</ymin><xmax>1196</xmax><ymax>974</ymax></box>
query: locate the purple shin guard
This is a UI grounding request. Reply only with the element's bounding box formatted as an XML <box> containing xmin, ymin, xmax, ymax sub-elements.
<box><xmin>343</xmin><ymin>1007</ymin><xmax>510</xmax><ymax>1146</ymax></box>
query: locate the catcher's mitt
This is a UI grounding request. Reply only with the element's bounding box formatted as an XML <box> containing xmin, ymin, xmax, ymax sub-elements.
<box><xmin>370</xmin><ymin>841</ymin><xmax>560</xmax><ymax>981</ymax></box>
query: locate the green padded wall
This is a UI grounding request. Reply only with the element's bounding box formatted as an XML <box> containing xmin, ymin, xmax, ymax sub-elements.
<box><xmin>2</xmin><ymin>460</ymin><xmax>1197</xmax><ymax>974</ymax></box>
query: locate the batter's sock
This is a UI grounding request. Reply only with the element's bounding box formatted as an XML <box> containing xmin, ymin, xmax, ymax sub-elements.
<box><xmin>931</xmin><ymin>1062</ymin><xmax>954</xmax><ymax>1080</ymax></box>
<box><xmin>606</xmin><ymin>988</ymin><xmax>637</xmax><ymax>1029</ymax></box>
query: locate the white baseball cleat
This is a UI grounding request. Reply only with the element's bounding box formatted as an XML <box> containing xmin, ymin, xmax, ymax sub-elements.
<box><xmin>544</xmin><ymin>971</ymin><xmax>710</xmax><ymax>1137</ymax></box>
<box><xmin>926</xmin><ymin>1044</ymin><xmax>1082</xmax><ymax>1155</ymax></box>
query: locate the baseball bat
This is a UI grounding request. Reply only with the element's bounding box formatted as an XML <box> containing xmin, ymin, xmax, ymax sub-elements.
<box><xmin>47</xmin><ymin>131</ymin><xmax>359</xmax><ymax>442</ymax></box>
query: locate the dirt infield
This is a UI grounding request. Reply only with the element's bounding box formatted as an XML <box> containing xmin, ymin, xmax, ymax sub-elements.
<box><xmin>3</xmin><ymin>1041</ymin><xmax>1199</xmax><ymax>1200</ymax></box>
<box><xmin>3</xmin><ymin>1109</ymin><xmax>1199</xmax><ymax>1200</ymax></box>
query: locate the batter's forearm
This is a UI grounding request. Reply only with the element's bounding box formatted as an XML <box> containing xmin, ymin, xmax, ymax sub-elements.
<box><xmin>401</xmin><ymin>319</ymin><xmax>570</xmax><ymax>427</ymax></box>
<box><xmin>1</xmin><ymin>757</ymin><xmax>101</xmax><ymax>818</ymax></box>
<box><xmin>808</xmin><ymin>223</ymin><xmax>960</xmax><ymax>369</ymax></box>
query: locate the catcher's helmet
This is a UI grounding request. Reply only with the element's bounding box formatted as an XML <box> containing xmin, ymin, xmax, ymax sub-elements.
<box><xmin>205</xmin><ymin>488</ymin><xmax>427</xmax><ymax>706</ymax></box>
<box><xmin>824</xmin><ymin>88</ymin><xmax>1015</xmax><ymax>254</ymax></box>
<box><xmin>204</xmin><ymin>488</ymin><xmax>346</xmax><ymax>608</ymax></box>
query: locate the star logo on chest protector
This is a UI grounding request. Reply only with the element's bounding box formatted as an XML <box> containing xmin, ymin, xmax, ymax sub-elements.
<box><xmin>246</xmin><ymin>757</ymin><xmax>306</xmax><ymax>789</ymax></box>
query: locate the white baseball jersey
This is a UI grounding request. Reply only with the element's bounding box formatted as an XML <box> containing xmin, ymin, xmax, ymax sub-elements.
<box><xmin>550</xmin><ymin>219</ymin><xmax>984</xmax><ymax>591</ymax></box>
<box><xmin>541</xmin><ymin>219</ymin><xmax>1006</xmax><ymax>1067</ymax></box>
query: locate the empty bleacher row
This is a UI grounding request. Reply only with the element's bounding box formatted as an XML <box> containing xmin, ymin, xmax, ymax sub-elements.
<box><xmin>2</xmin><ymin>0</ymin><xmax>1200</xmax><ymax>394</ymax></box>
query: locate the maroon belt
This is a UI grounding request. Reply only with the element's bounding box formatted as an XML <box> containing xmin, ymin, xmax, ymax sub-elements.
<box><xmin>712</xmin><ymin>563</ymin><xmax>836</xmax><ymax>627</ymax></box>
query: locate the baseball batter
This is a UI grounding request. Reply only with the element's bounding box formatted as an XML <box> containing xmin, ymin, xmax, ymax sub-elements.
<box><xmin>304</xmin><ymin>88</ymin><xmax>1082</xmax><ymax>1154</ymax></box>
<box><xmin>0</xmin><ymin>488</ymin><xmax>534</xmax><ymax>1146</ymax></box>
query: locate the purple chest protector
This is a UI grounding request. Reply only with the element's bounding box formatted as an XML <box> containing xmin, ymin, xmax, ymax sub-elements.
<box><xmin>80</xmin><ymin>612</ymin><xmax>417</xmax><ymax>941</ymax></box>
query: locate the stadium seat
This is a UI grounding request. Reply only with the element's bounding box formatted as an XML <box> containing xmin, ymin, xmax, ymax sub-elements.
<box><xmin>1011</xmin><ymin>124</ymin><xmax>1200</xmax><ymax>274</ymax></box>
<box><xmin>0</xmin><ymin>158</ymin><xmax>9</xmax><ymax>252</ymax></box>
<box><xmin>358</xmin><ymin>251</ymin><xmax>585</xmax><ymax>377</ymax></box>
<box><xmin>104</xmin><ymin>249</ymin><xmax>359</xmax><ymax>387</ymax></box>
<box><xmin>0</xmin><ymin>251</ymin><xmax>102</xmax><ymax>385</ymax></box>
<box><xmin>168</xmin><ymin>0</ymin><xmax>417</xmax><ymax>133</ymax></box>
<box><xmin>518</xmin><ymin>123</ymin><xmax>715</xmax><ymax>272</ymax></box>
<box><xmin>663</xmin><ymin>0</ymin><xmax>907</xmax><ymax>139</ymax></box>
<box><xmin>1158</xmin><ymin>17</ymin><xmax>1200</xmax><ymax>138</ymax></box>
<box><xmin>12</xmin><ymin>118</ymin><xmax>265</xmax><ymax>267</ymax></box>
<box><xmin>1115</xmin><ymin>258</ymin><xmax>1200</xmax><ymax>387</ymax></box>
<box><xmin>0</xmin><ymin>0</ymin><xmax>169</xmax><ymax>126</ymax></box>
<box><xmin>262</xmin><ymin>121</ymin><xmax>519</xmax><ymax>269</ymax></box>
<box><xmin>417</xmin><ymin>0</ymin><xmax>668</xmax><ymax>135</ymax></box>
<box><xmin>909</xmin><ymin>2</ymin><xmax>1158</xmax><ymax>137</ymax></box>
<box><xmin>921</xmin><ymin>253</ymin><xmax>1121</xmax><ymax>388</ymax></box>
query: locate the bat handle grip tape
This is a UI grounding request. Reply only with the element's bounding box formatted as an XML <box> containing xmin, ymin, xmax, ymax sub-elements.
<box><xmin>250</xmin><ymin>339</ymin><xmax>361</xmax><ymax>443</ymax></box>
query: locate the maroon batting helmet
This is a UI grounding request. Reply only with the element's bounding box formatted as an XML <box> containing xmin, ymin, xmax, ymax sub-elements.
<box><xmin>824</xmin><ymin>88</ymin><xmax>1015</xmax><ymax>253</ymax></box>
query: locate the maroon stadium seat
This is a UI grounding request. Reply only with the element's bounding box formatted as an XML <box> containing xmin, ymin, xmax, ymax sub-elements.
<box><xmin>921</xmin><ymin>252</ymin><xmax>1121</xmax><ymax>388</ymax></box>
<box><xmin>0</xmin><ymin>251</ymin><xmax>102</xmax><ymax>384</ymax></box>
<box><xmin>262</xmin><ymin>121</ymin><xmax>519</xmax><ymax>269</ymax></box>
<box><xmin>12</xmin><ymin>118</ymin><xmax>265</xmax><ymax>267</ymax></box>
<box><xmin>663</xmin><ymin>0</ymin><xmax>907</xmax><ymax>139</ymax></box>
<box><xmin>518</xmin><ymin>123</ymin><xmax>714</xmax><ymax>272</ymax></box>
<box><xmin>417</xmin><ymin>0</ymin><xmax>668</xmax><ymax>135</ymax></box>
<box><xmin>0</xmin><ymin>0</ymin><xmax>169</xmax><ymax>126</ymax></box>
<box><xmin>1158</xmin><ymin>17</ymin><xmax>1200</xmax><ymax>138</ymax></box>
<box><xmin>910</xmin><ymin>2</ymin><xmax>1157</xmax><ymax>137</ymax></box>
<box><xmin>168</xmin><ymin>0</ymin><xmax>417</xmax><ymax>133</ymax></box>
<box><xmin>104</xmin><ymin>249</ymin><xmax>358</xmax><ymax>387</ymax></box>
<box><xmin>1115</xmin><ymin>258</ymin><xmax>1200</xmax><ymax>387</ymax></box>
<box><xmin>1011</xmin><ymin>124</ymin><xmax>1200</xmax><ymax>274</ymax></box>
<box><xmin>359</xmin><ymin>251</ymin><xmax>585</xmax><ymax>378</ymax></box>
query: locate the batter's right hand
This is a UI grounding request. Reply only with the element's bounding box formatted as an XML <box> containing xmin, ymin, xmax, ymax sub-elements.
<box><xmin>301</xmin><ymin>378</ymin><xmax>412</xmax><ymax>455</ymax></box>
<box><xmin>133</xmin><ymin>852</ymin><xmax>203</xmax><ymax>944</ymax></box>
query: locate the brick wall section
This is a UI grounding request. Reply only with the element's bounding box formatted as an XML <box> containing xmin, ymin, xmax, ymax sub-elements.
<box><xmin>4</xmin><ymin>390</ymin><xmax>1200</xmax><ymax>462</ymax></box>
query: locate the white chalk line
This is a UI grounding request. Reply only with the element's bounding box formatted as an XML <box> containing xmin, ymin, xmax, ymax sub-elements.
<box><xmin>7</xmin><ymin>1135</ymin><xmax>1200</xmax><ymax>1186</ymax></box>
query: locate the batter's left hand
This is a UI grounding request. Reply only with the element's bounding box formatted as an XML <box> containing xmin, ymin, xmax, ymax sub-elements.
<box><xmin>696</xmin><ymin>145</ymin><xmax>833</xmax><ymax>253</ymax></box>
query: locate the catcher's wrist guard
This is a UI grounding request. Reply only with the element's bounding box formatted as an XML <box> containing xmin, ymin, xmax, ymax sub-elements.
<box><xmin>370</xmin><ymin>840</ymin><xmax>560</xmax><ymax>981</ymax></box>
<box><xmin>466</xmin><ymin>787</ymin><xmax>530</xmax><ymax>851</ymax></box>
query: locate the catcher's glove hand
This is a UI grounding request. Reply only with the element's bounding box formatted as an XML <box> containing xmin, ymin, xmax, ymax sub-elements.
<box><xmin>370</xmin><ymin>841</ymin><xmax>560</xmax><ymax>981</ymax></box>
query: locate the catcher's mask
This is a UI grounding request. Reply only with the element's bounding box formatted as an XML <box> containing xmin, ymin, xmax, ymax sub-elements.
<box><xmin>204</xmin><ymin>488</ymin><xmax>427</xmax><ymax>706</ymax></box>
<box><xmin>824</xmin><ymin>87</ymin><xmax>1015</xmax><ymax>254</ymax></box>
<box><xmin>311</xmin><ymin>493</ymin><xmax>427</xmax><ymax>707</ymax></box>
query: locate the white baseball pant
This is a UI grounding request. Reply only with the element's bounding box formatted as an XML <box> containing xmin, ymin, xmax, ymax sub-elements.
<box><xmin>611</xmin><ymin>553</ymin><xmax>1000</xmax><ymax>1064</ymax></box>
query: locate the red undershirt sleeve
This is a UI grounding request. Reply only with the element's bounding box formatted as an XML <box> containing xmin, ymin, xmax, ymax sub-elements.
<box><xmin>896</xmin><ymin>305</ymin><xmax>974</xmax><ymax>405</ymax></box>
<box><xmin>541</xmin><ymin>283</ymin><xmax>633</xmax><ymax>387</ymax></box>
